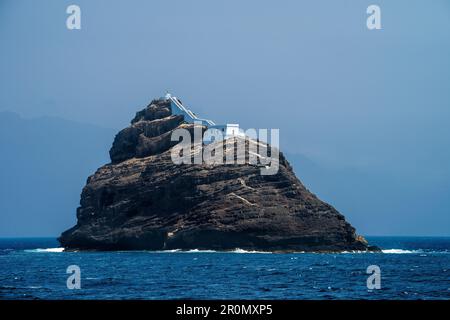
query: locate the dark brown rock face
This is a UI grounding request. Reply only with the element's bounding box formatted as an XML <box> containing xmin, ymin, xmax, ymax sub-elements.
<box><xmin>59</xmin><ymin>98</ymin><xmax>377</xmax><ymax>252</ymax></box>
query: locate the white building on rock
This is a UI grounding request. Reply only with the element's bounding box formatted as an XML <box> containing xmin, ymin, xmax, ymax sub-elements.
<box><xmin>165</xmin><ymin>93</ymin><xmax>245</xmax><ymax>144</ymax></box>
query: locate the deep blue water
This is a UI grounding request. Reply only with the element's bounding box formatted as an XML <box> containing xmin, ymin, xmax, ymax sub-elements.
<box><xmin>0</xmin><ymin>237</ymin><xmax>449</xmax><ymax>300</ymax></box>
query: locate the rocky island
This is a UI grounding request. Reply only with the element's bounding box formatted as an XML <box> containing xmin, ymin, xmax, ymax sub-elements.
<box><xmin>59</xmin><ymin>95</ymin><xmax>378</xmax><ymax>252</ymax></box>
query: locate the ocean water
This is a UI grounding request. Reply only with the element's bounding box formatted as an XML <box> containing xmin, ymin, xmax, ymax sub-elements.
<box><xmin>0</xmin><ymin>237</ymin><xmax>449</xmax><ymax>300</ymax></box>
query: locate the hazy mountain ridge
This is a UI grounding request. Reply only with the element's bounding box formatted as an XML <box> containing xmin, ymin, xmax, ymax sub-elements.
<box><xmin>0</xmin><ymin>111</ymin><xmax>116</xmax><ymax>237</ymax></box>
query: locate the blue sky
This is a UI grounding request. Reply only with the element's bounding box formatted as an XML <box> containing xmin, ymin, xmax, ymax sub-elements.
<box><xmin>1</xmin><ymin>0</ymin><xmax>449</xmax><ymax>236</ymax></box>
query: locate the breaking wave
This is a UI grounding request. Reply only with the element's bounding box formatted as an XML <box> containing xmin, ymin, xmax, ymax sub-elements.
<box><xmin>154</xmin><ymin>248</ymin><xmax>271</xmax><ymax>253</ymax></box>
<box><xmin>231</xmin><ymin>248</ymin><xmax>272</xmax><ymax>254</ymax></box>
<box><xmin>25</xmin><ymin>248</ymin><xmax>65</xmax><ymax>253</ymax></box>
<box><xmin>18</xmin><ymin>247</ymin><xmax>447</xmax><ymax>254</ymax></box>
<box><xmin>382</xmin><ymin>249</ymin><xmax>421</xmax><ymax>254</ymax></box>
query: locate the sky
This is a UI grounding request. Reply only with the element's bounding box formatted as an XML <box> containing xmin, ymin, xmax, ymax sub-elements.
<box><xmin>0</xmin><ymin>0</ymin><xmax>449</xmax><ymax>236</ymax></box>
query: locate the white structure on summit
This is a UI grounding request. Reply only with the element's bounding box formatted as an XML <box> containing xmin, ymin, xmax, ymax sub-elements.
<box><xmin>165</xmin><ymin>93</ymin><xmax>245</xmax><ymax>143</ymax></box>
<box><xmin>166</xmin><ymin>93</ymin><xmax>215</xmax><ymax>126</ymax></box>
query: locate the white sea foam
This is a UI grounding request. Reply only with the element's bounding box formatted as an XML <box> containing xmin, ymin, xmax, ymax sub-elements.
<box><xmin>22</xmin><ymin>247</ymin><xmax>437</xmax><ymax>254</ymax></box>
<box><xmin>340</xmin><ymin>250</ymin><xmax>373</xmax><ymax>254</ymax></box>
<box><xmin>154</xmin><ymin>249</ymin><xmax>217</xmax><ymax>253</ymax></box>
<box><xmin>185</xmin><ymin>249</ymin><xmax>217</xmax><ymax>253</ymax></box>
<box><xmin>382</xmin><ymin>249</ymin><xmax>419</xmax><ymax>254</ymax></box>
<box><xmin>231</xmin><ymin>248</ymin><xmax>272</xmax><ymax>254</ymax></box>
<box><xmin>26</xmin><ymin>248</ymin><xmax>64</xmax><ymax>253</ymax></box>
<box><xmin>155</xmin><ymin>248</ymin><xmax>271</xmax><ymax>253</ymax></box>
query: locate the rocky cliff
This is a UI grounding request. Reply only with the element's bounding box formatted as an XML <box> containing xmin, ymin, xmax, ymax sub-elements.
<box><xmin>59</xmin><ymin>98</ymin><xmax>378</xmax><ymax>252</ymax></box>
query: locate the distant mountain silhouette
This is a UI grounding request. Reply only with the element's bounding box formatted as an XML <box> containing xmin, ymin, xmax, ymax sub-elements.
<box><xmin>0</xmin><ymin>112</ymin><xmax>115</xmax><ymax>237</ymax></box>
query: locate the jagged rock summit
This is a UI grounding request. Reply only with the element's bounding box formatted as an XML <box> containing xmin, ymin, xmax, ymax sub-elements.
<box><xmin>59</xmin><ymin>96</ymin><xmax>378</xmax><ymax>252</ymax></box>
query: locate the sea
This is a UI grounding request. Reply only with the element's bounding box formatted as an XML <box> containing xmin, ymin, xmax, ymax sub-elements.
<box><xmin>0</xmin><ymin>237</ymin><xmax>449</xmax><ymax>300</ymax></box>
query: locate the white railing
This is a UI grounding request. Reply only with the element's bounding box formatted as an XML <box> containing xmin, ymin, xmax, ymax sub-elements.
<box><xmin>166</xmin><ymin>94</ymin><xmax>215</xmax><ymax>126</ymax></box>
